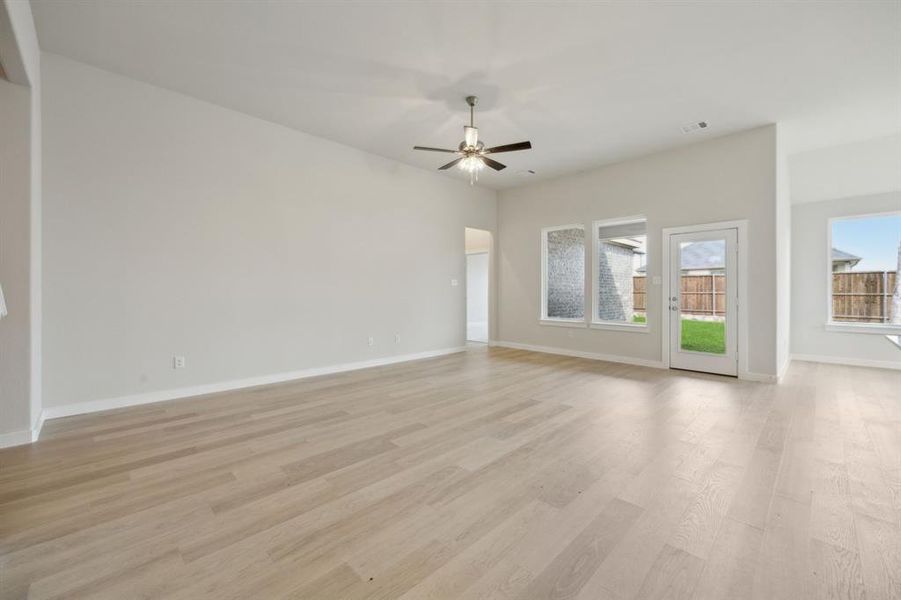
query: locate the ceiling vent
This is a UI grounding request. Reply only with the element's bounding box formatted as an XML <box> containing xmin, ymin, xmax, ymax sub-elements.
<box><xmin>681</xmin><ymin>121</ymin><xmax>709</xmax><ymax>134</ymax></box>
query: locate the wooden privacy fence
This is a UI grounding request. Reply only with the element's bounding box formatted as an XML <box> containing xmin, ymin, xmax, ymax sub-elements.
<box><xmin>831</xmin><ymin>271</ymin><xmax>897</xmax><ymax>323</ymax></box>
<box><xmin>633</xmin><ymin>270</ymin><xmax>898</xmax><ymax>322</ymax></box>
<box><xmin>633</xmin><ymin>275</ymin><xmax>726</xmax><ymax>317</ymax></box>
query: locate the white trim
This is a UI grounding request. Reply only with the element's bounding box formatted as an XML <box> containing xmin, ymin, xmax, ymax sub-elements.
<box><xmin>540</xmin><ymin>223</ymin><xmax>587</xmax><ymax>323</ymax></box>
<box><xmin>0</xmin><ymin>410</ymin><xmax>45</xmax><ymax>448</ymax></box>
<box><xmin>0</xmin><ymin>428</ymin><xmax>35</xmax><ymax>449</ymax></box>
<box><xmin>660</xmin><ymin>219</ymin><xmax>751</xmax><ymax>236</ymax></box>
<box><xmin>792</xmin><ymin>353</ymin><xmax>901</xmax><ymax>371</ymax></box>
<box><xmin>492</xmin><ymin>340</ymin><xmax>666</xmax><ymax>369</ymax></box>
<box><xmin>775</xmin><ymin>355</ymin><xmax>792</xmax><ymax>382</ymax></box>
<box><xmin>825</xmin><ymin>322</ymin><xmax>901</xmax><ymax>335</ymax></box>
<box><xmin>589</xmin><ymin>322</ymin><xmax>649</xmax><ymax>333</ymax></box>
<box><xmin>42</xmin><ymin>347</ymin><xmax>466</xmax><ymax>421</ymax></box>
<box><xmin>591</xmin><ymin>215</ymin><xmax>648</xmax><ymax>331</ymax></box>
<box><xmin>540</xmin><ymin>319</ymin><xmax>587</xmax><ymax>328</ymax></box>
<box><xmin>32</xmin><ymin>409</ymin><xmax>45</xmax><ymax>439</ymax></box>
<box><xmin>661</xmin><ymin>219</ymin><xmax>749</xmax><ymax>378</ymax></box>
<box><xmin>738</xmin><ymin>370</ymin><xmax>779</xmax><ymax>383</ymax></box>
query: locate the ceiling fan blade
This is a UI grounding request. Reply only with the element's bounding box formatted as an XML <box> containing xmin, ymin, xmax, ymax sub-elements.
<box><xmin>483</xmin><ymin>141</ymin><xmax>532</xmax><ymax>154</ymax></box>
<box><xmin>480</xmin><ymin>156</ymin><xmax>506</xmax><ymax>171</ymax></box>
<box><xmin>438</xmin><ymin>157</ymin><xmax>464</xmax><ymax>170</ymax></box>
<box><xmin>413</xmin><ymin>146</ymin><xmax>459</xmax><ymax>153</ymax></box>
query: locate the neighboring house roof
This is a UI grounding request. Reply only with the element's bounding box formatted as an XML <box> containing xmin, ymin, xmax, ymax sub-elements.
<box><xmin>831</xmin><ymin>247</ymin><xmax>861</xmax><ymax>265</ymax></box>
<box><xmin>636</xmin><ymin>240</ymin><xmax>725</xmax><ymax>273</ymax></box>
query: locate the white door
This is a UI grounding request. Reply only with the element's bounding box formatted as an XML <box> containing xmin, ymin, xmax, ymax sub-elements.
<box><xmin>668</xmin><ymin>228</ymin><xmax>738</xmax><ymax>376</ymax></box>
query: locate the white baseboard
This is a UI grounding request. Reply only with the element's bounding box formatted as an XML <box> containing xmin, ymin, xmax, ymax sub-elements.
<box><xmin>490</xmin><ymin>340</ymin><xmax>666</xmax><ymax>369</ymax></box>
<box><xmin>746</xmin><ymin>356</ymin><xmax>793</xmax><ymax>384</ymax></box>
<box><xmin>32</xmin><ymin>409</ymin><xmax>46</xmax><ymax>439</ymax></box>
<box><xmin>738</xmin><ymin>370</ymin><xmax>779</xmax><ymax>383</ymax></box>
<box><xmin>791</xmin><ymin>353</ymin><xmax>901</xmax><ymax>371</ymax></box>
<box><xmin>0</xmin><ymin>410</ymin><xmax>45</xmax><ymax>449</ymax></box>
<box><xmin>0</xmin><ymin>428</ymin><xmax>36</xmax><ymax>449</ymax></box>
<box><xmin>777</xmin><ymin>356</ymin><xmax>792</xmax><ymax>381</ymax></box>
<box><xmin>493</xmin><ymin>340</ymin><xmax>787</xmax><ymax>382</ymax></box>
<box><xmin>42</xmin><ymin>346</ymin><xmax>467</xmax><ymax>421</ymax></box>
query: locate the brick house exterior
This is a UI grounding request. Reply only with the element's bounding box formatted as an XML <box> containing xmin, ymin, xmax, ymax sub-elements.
<box><xmin>546</xmin><ymin>228</ymin><xmax>585</xmax><ymax>318</ymax></box>
<box><xmin>597</xmin><ymin>241</ymin><xmax>634</xmax><ymax>321</ymax></box>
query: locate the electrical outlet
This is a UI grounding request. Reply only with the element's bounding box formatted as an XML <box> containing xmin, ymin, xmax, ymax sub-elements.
<box><xmin>368</xmin><ymin>336</ymin><xmax>374</xmax><ymax>347</ymax></box>
<box><xmin>173</xmin><ymin>355</ymin><xmax>186</xmax><ymax>369</ymax></box>
<box><xmin>394</xmin><ymin>334</ymin><xmax>400</xmax><ymax>344</ymax></box>
<box><xmin>652</xmin><ymin>275</ymin><xmax>662</xmax><ymax>285</ymax></box>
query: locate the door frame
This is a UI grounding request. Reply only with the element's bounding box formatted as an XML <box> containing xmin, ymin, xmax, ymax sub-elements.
<box><xmin>661</xmin><ymin>219</ymin><xmax>749</xmax><ymax>378</ymax></box>
<box><xmin>464</xmin><ymin>227</ymin><xmax>495</xmax><ymax>344</ymax></box>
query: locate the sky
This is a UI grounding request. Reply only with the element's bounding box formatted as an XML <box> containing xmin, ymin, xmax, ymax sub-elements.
<box><xmin>832</xmin><ymin>214</ymin><xmax>901</xmax><ymax>271</ymax></box>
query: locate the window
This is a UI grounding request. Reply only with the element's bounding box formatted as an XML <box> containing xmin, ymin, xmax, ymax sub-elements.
<box><xmin>541</xmin><ymin>225</ymin><xmax>585</xmax><ymax>323</ymax></box>
<box><xmin>592</xmin><ymin>217</ymin><xmax>647</xmax><ymax>329</ymax></box>
<box><xmin>828</xmin><ymin>212</ymin><xmax>901</xmax><ymax>332</ymax></box>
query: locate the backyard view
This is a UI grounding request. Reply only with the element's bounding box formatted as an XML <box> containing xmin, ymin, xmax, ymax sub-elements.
<box><xmin>632</xmin><ymin>239</ymin><xmax>729</xmax><ymax>355</ymax></box>
<box><xmin>633</xmin><ymin>314</ymin><xmax>726</xmax><ymax>354</ymax></box>
<box><xmin>830</xmin><ymin>214</ymin><xmax>901</xmax><ymax>324</ymax></box>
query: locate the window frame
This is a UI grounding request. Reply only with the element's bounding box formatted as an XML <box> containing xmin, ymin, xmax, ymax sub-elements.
<box><xmin>590</xmin><ymin>215</ymin><xmax>649</xmax><ymax>333</ymax></box>
<box><xmin>539</xmin><ymin>223</ymin><xmax>588</xmax><ymax>327</ymax></box>
<box><xmin>825</xmin><ymin>211</ymin><xmax>901</xmax><ymax>335</ymax></box>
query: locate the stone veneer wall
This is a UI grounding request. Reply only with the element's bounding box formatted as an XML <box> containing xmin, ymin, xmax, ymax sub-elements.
<box><xmin>597</xmin><ymin>242</ymin><xmax>634</xmax><ymax>321</ymax></box>
<box><xmin>546</xmin><ymin>228</ymin><xmax>584</xmax><ymax>318</ymax></box>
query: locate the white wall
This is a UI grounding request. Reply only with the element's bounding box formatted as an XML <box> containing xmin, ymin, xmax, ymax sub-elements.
<box><xmin>0</xmin><ymin>79</ymin><xmax>33</xmax><ymax>437</ymax></box>
<box><xmin>788</xmin><ymin>133</ymin><xmax>901</xmax><ymax>369</ymax></box>
<box><xmin>0</xmin><ymin>0</ymin><xmax>41</xmax><ymax>446</ymax></box>
<box><xmin>466</xmin><ymin>252</ymin><xmax>488</xmax><ymax>342</ymax></box>
<box><xmin>791</xmin><ymin>193</ymin><xmax>900</xmax><ymax>369</ymax></box>
<box><xmin>496</xmin><ymin>125</ymin><xmax>781</xmax><ymax>377</ymax></box>
<box><xmin>42</xmin><ymin>53</ymin><xmax>496</xmax><ymax>411</ymax></box>
<box><xmin>790</xmin><ymin>134</ymin><xmax>901</xmax><ymax>205</ymax></box>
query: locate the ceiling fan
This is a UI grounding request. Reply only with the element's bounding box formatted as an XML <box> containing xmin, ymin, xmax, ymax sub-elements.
<box><xmin>414</xmin><ymin>95</ymin><xmax>532</xmax><ymax>184</ymax></box>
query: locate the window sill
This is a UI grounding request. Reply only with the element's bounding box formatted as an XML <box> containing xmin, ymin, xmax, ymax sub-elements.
<box><xmin>539</xmin><ymin>319</ymin><xmax>587</xmax><ymax>328</ymax></box>
<box><xmin>825</xmin><ymin>322</ymin><xmax>901</xmax><ymax>335</ymax></box>
<box><xmin>590</xmin><ymin>321</ymin><xmax>649</xmax><ymax>333</ymax></box>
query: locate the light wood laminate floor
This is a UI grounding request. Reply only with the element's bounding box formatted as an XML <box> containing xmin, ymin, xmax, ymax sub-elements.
<box><xmin>1</xmin><ymin>347</ymin><xmax>899</xmax><ymax>599</ymax></box>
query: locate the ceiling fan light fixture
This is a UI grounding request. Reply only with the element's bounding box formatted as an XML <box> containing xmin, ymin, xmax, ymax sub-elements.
<box><xmin>459</xmin><ymin>154</ymin><xmax>485</xmax><ymax>184</ymax></box>
<box><xmin>464</xmin><ymin>126</ymin><xmax>479</xmax><ymax>148</ymax></box>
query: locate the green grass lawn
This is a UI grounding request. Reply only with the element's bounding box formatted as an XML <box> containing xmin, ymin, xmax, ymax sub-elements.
<box><xmin>633</xmin><ymin>315</ymin><xmax>725</xmax><ymax>354</ymax></box>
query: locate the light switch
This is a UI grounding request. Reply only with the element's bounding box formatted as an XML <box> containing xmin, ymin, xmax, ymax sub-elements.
<box><xmin>451</xmin><ymin>279</ymin><xmax>459</xmax><ymax>287</ymax></box>
<box><xmin>652</xmin><ymin>276</ymin><xmax>662</xmax><ymax>285</ymax></box>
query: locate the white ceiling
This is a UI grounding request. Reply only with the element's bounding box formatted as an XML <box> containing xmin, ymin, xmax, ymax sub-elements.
<box><xmin>31</xmin><ymin>1</ymin><xmax>901</xmax><ymax>189</ymax></box>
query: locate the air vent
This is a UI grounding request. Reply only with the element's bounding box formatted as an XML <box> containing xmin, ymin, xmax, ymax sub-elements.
<box><xmin>681</xmin><ymin>121</ymin><xmax>709</xmax><ymax>134</ymax></box>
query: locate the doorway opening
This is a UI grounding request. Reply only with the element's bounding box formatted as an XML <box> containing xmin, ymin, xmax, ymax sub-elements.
<box><xmin>465</xmin><ymin>227</ymin><xmax>491</xmax><ymax>343</ymax></box>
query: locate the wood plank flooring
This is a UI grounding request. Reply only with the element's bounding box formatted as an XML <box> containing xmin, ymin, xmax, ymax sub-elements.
<box><xmin>1</xmin><ymin>346</ymin><xmax>899</xmax><ymax>599</ymax></box>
